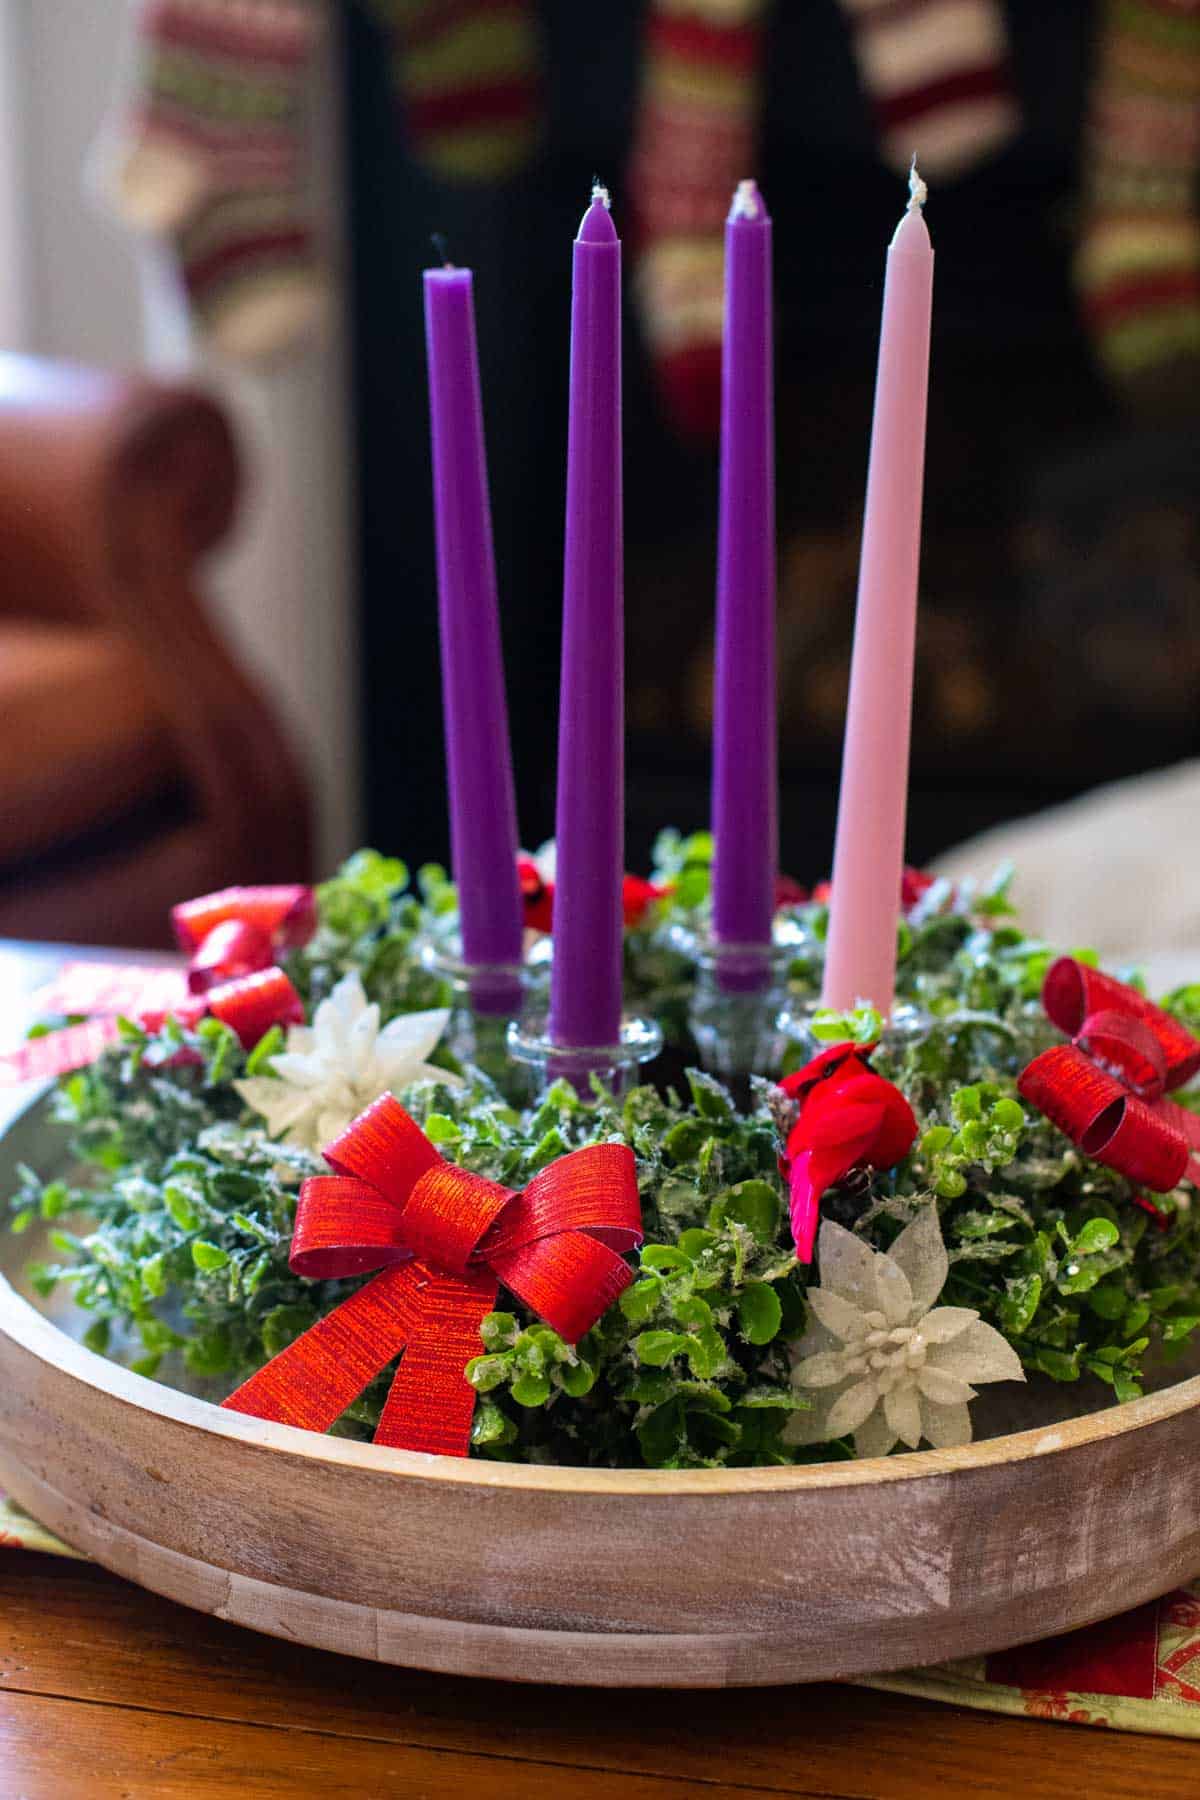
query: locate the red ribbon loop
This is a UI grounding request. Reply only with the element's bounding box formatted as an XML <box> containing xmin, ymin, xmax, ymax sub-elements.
<box><xmin>1076</xmin><ymin>1010</ymin><xmax>1166</xmax><ymax>1101</ymax></box>
<box><xmin>1043</xmin><ymin>958</ymin><xmax>1200</xmax><ymax>1089</ymax></box>
<box><xmin>173</xmin><ymin>885</ymin><xmax>316</xmax><ymax>994</ymax></box>
<box><xmin>186</xmin><ymin>919</ymin><xmax>275</xmax><ymax>994</ymax></box>
<box><xmin>204</xmin><ymin>967</ymin><xmax>305</xmax><ymax>1049</ymax></box>
<box><xmin>173</xmin><ymin>884</ymin><xmax>316</xmax><ymax>957</ymax></box>
<box><xmin>223</xmin><ymin>1095</ymin><xmax>642</xmax><ymax>1454</ymax></box>
<box><xmin>1019</xmin><ymin>958</ymin><xmax>1200</xmax><ymax>1195</ymax></box>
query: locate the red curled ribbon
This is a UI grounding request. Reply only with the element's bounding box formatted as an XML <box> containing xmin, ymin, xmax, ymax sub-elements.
<box><xmin>778</xmin><ymin>1044</ymin><xmax>918</xmax><ymax>1263</ymax></box>
<box><xmin>172</xmin><ymin>885</ymin><xmax>316</xmax><ymax>993</ymax></box>
<box><xmin>0</xmin><ymin>885</ymin><xmax>313</xmax><ymax>1086</ymax></box>
<box><xmin>1018</xmin><ymin>958</ymin><xmax>1200</xmax><ymax>1199</ymax></box>
<box><xmin>222</xmin><ymin>1093</ymin><xmax>643</xmax><ymax>1455</ymax></box>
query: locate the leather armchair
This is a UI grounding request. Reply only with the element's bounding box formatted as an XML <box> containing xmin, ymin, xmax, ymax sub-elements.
<box><xmin>0</xmin><ymin>355</ymin><xmax>313</xmax><ymax>947</ymax></box>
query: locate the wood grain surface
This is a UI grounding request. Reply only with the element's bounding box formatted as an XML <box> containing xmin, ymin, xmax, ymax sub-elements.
<box><xmin>0</xmin><ymin>1552</ymin><xmax>1190</xmax><ymax>1799</ymax></box>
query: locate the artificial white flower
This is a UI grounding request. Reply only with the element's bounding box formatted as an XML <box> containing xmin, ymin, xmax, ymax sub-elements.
<box><xmin>234</xmin><ymin>972</ymin><xmax>453</xmax><ymax>1152</ymax></box>
<box><xmin>785</xmin><ymin>1207</ymin><xmax>1024</xmax><ymax>1459</ymax></box>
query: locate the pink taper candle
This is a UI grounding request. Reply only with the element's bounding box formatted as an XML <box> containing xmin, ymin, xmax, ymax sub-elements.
<box><xmin>821</xmin><ymin>162</ymin><xmax>934</xmax><ymax>1015</ymax></box>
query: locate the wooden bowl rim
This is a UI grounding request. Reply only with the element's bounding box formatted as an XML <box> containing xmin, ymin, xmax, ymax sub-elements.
<box><xmin>5</xmin><ymin>1265</ymin><xmax>1198</xmax><ymax>1498</ymax></box>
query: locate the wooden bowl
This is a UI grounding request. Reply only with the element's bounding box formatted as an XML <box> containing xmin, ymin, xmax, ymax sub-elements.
<box><xmin>2</xmin><ymin>1090</ymin><xmax>1199</xmax><ymax>1688</ymax></box>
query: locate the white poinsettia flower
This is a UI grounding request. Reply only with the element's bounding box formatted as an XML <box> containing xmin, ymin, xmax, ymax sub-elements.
<box><xmin>785</xmin><ymin>1207</ymin><xmax>1024</xmax><ymax>1460</ymax></box>
<box><xmin>234</xmin><ymin>972</ymin><xmax>454</xmax><ymax>1152</ymax></box>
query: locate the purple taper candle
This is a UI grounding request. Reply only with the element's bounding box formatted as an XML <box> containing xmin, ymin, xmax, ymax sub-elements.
<box><xmin>548</xmin><ymin>185</ymin><xmax>624</xmax><ymax>1050</ymax></box>
<box><xmin>711</xmin><ymin>179</ymin><xmax>777</xmax><ymax>990</ymax></box>
<box><xmin>423</xmin><ymin>256</ymin><xmax>523</xmax><ymax>1006</ymax></box>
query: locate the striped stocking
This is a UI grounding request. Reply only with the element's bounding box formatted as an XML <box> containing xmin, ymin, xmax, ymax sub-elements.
<box><xmin>1075</xmin><ymin>0</ymin><xmax>1200</xmax><ymax>407</ymax></box>
<box><xmin>371</xmin><ymin>0</ymin><xmax>543</xmax><ymax>184</ymax></box>
<box><xmin>837</xmin><ymin>0</ymin><xmax>1020</xmax><ymax>178</ymax></box>
<box><xmin>95</xmin><ymin>0</ymin><xmax>327</xmax><ymax>361</ymax></box>
<box><xmin>628</xmin><ymin>0</ymin><xmax>768</xmax><ymax>444</ymax></box>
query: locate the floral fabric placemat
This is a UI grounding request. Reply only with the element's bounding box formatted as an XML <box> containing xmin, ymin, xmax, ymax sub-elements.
<box><xmin>861</xmin><ymin>1588</ymin><xmax>1200</xmax><ymax>1735</ymax></box>
<box><xmin>4</xmin><ymin>1487</ymin><xmax>1199</xmax><ymax>1733</ymax></box>
<box><xmin>0</xmin><ymin>1490</ymin><xmax>84</xmax><ymax>1559</ymax></box>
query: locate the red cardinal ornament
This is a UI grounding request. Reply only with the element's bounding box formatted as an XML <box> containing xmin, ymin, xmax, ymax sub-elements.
<box><xmin>517</xmin><ymin>857</ymin><xmax>670</xmax><ymax>934</ymax></box>
<box><xmin>773</xmin><ymin>873</ymin><xmax>808</xmax><ymax>910</ymax></box>
<box><xmin>810</xmin><ymin>867</ymin><xmax>939</xmax><ymax>915</ymax></box>
<box><xmin>778</xmin><ymin>1044</ymin><xmax>918</xmax><ymax>1262</ymax></box>
<box><xmin>517</xmin><ymin>857</ymin><xmax>556</xmax><ymax>934</ymax></box>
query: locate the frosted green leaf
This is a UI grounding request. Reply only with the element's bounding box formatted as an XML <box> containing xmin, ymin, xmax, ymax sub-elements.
<box><xmin>1073</xmin><ymin>1218</ymin><xmax>1119</xmax><ymax>1255</ymax></box>
<box><xmin>635</xmin><ymin>1330</ymin><xmax>689</xmax><ymax>1368</ymax></box>
<box><xmin>510</xmin><ymin>1372</ymin><xmax>551</xmax><ymax>1408</ymax></box>
<box><xmin>736</xmin><ymin>1283</ymin><xmax>782</xmax><ymax>1346</ymax></box>
<box><xmin>191</xmin><ymin>1241</ymin><xmax>229</xmax><ymax>1272</ymax></box>
<box><xmin>465</xmin><ymin>1355</ymin><xmax>510</xmax><ymax>1393</ymax></box>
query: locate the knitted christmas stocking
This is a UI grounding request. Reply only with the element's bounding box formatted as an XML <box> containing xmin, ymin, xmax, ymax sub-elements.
<box><xmin>628</xmin><ymin>0</ymin><xmax>768</xmax><ymax>444</ymax></box>
<box><xmin>837</xmin><ymin>0</ymin><xmax>1020</xmax><ymax>178</ymax></box>
<box><xmin>1074</xmin><ymin>0</ymin><xmax>1200</xmax><ymax>411</ymax></box>
<box><xmin>95</xmin><ymin>0</ymin><xmax>327</xmax><ymax>361</ymax></box>
<box><xmin>172</xmin><ymin>177</ymin><xmax>329</xmax><ymax>362</ymax></box>
<box><xmin>370</xmin><ymin>0</ymin><xmax>543</xmax><ymax>184</ymax></box>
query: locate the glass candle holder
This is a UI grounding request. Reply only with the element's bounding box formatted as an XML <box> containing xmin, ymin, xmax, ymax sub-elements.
<box><xmin>506</xmin><ymin>1011</ymin><xmax>663</xmax><ymax>1099</ymax></box>
<box><xmin>674</xmin><ymin>914</ymin><xmax>814</xmax><ymax>1081</ymax></box>
<box><xmin>688</xmin><ymin>941</ymin><xmax>793</xmax><ymax>1081</ymax></box>
<box><xmin>418</xmin><ymin>934</ymin><xmax>546</xmax><ymax>1097</ymax></box>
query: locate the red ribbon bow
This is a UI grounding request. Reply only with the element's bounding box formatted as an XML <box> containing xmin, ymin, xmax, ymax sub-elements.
<box><xmin>1018</xmin><ymin>958</ymin><xmax>1200</xmax><ymax>1201</ymax></box>
<box><xmin>222</xmin><ymin>1094</ymin><xmax>643</xmax><ymax>1455</ymax></box>
<box><xmin>778</xmin><ymin>1044</ymin><xmax>918</xmax><ymax>1262</ymax></box>
<box><xmin>0</xmin><ymin>886</ymin><xmax>313</xmax><ymax>1086</ymax></box>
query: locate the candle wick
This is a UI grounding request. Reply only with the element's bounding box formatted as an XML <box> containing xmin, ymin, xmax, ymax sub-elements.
<box><xmin>907</xmin><ymin>155</ymin><xmax>928</xmax><ymax>212</ymax></box>
<box><xmin>590</xmin><ymin>176</ymin><xmax>612</xmax><ymax>211</ymax></box>
<box><xmin>431</xmin><ymin>230</ymin><xmax>452</xmax><ymax>268</ymax></box>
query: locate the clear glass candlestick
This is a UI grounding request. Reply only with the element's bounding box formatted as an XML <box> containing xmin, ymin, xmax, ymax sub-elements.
<box><xmin>418</xmin><ymin>935</ymin><xmax>546</xmax><ymax>1097</ymax></box>
<box><xmin>676</xmin><ymin>914</ymin><xmax>813</xmax><ymax>1081</ymax></box>
<box><xmin>688</xmin><ymin>942</ymin><xmax>792</xmax><ymax>1080</ymax></box>
<box><xmin>506</xmin><ymin>1012</ymin><xmax>663</xmax><ymax>1099</ymax></box>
